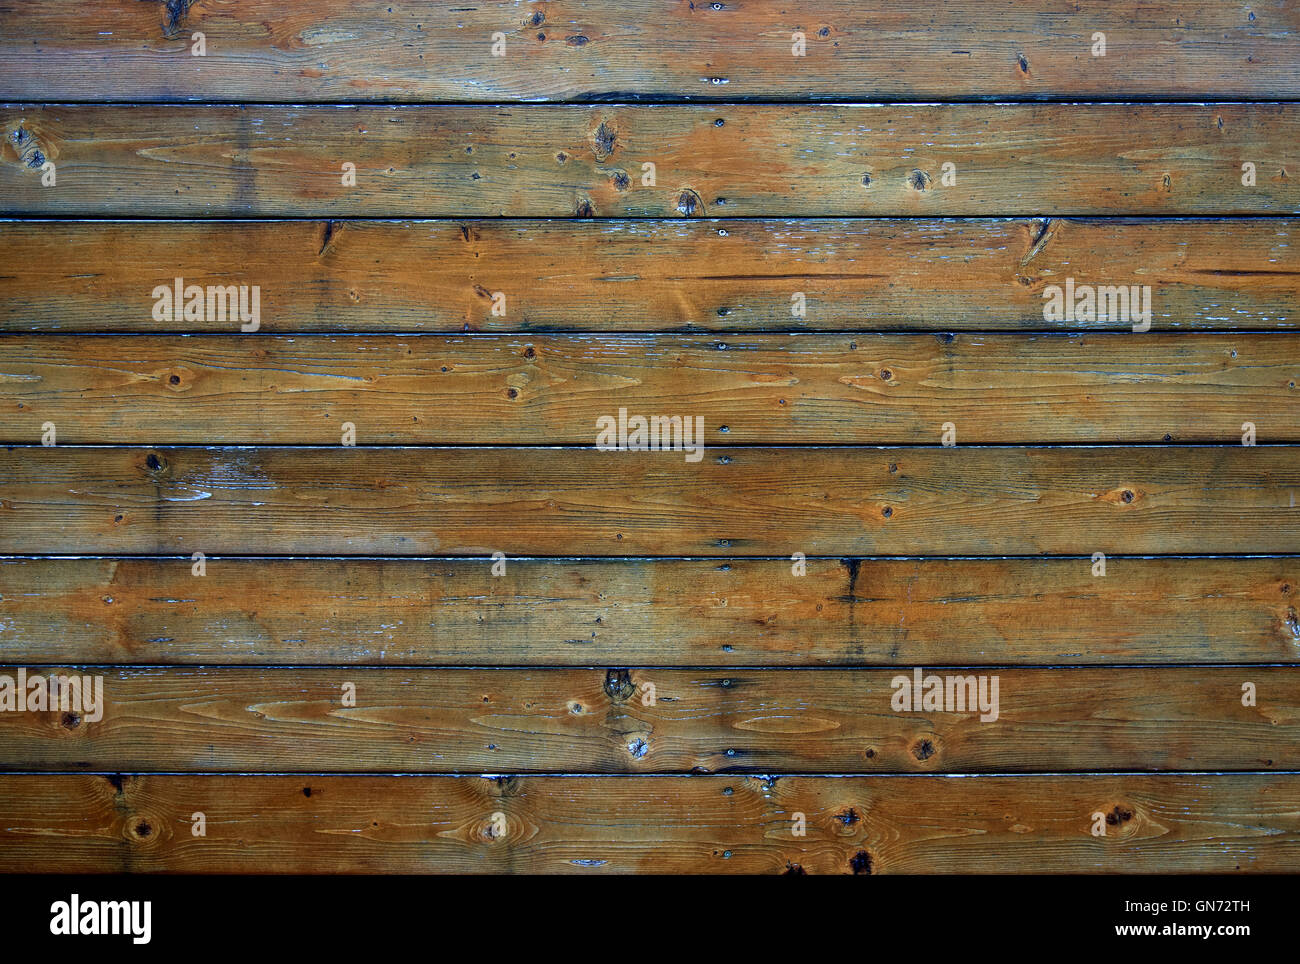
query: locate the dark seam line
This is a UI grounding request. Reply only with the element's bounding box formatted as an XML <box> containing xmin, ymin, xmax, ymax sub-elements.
<box><xmin>4</xmin><ymin>769</ymin><xmax>1295</xmax><ymax>778</ymax></box>
<box><xmin>5</xmin><ymin>329</ymin><xmax>1299</xmax><ymax>336</ymax></box>
<box><xmin>2</xmin><ymin>215</ymin><xmax>1297</xmax><ymax>223</ymax></box>
<box><xmin>6</xmin><ymin>99</ymin><xmax>1300</xmax><ymax>107</ymax></box>
<box><xmin>2</xmin><ymin>552</ymin><xmax>1298</xmax><ymax>560</ymax></box>
<box><xmin>10</xmin><ymin>665</ymin><xmax>1300</xmax><ymax>670</ymax></box>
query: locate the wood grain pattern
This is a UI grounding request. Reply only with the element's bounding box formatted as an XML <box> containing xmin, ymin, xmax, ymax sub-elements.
<box><xmin>3</xmin><ymin>219</ymin><xmax>1296</xmax><ymax>333</ymax></box>
<box><xmin>2</xmin><ymin>446</ymin><xmax>1296</xmax><ymax>555</ymax></box>
<box><xmin>5</xmin><ymin>556</ymin><xmax>1297</xmax><ymax>666</ymax></box>
<box><xmin>0</xmin><ymin>774</ymin><xmax>1295</xmax><ymax>873</ymax></box>
<box><xmin>1</xmin><ymin>1</ymin><xmax>1295</xmax><ymax>102</ymax></box>
<box><xmin>4</xmin><ymin>0</ymin><xmax>1298</xmax><ymax>880</ymax></box>
<box><xmin>2</xmin><ymin>105</ymin><xmax>1294</xmax><ymax>217</ymax></box>
<box><xmin>4</xmin><ymin>333</ymin><xmax>1297</xmax><ymax>444</ymax></box>
<box><xmin>0</xmin><ymin>666</ymin><xmax>1294</xmax><ymax>772</ymax></box>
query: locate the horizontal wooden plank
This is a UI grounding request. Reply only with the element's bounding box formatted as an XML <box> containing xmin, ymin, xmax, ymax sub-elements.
<box><xmin>3</xmin><ymin>218</ymin><xmax>1296</xmax><ymax>333</ymax></box>
<box><xmin>1</xmin><ymin>1</ymin><xmax>1296</xmax><ymax>102</ymax></box>
<box><xmin>1</xmin><ymin>446</ymin><xmax>1296</xmax><ymax>555</ymax></box>
<box><xmin>2</xmin><ymin>105</ymin><xmax>1294</xmax><ymax>216</ymax></box>
<box><xmin>0</xmin><ymin>774</ymin><xmax>1295</xmax><ymax>873</ymax></box>
<box><xmin>1</xmin><ymin>666</ymin><xmax>1294</xmax><ymax>772</ymax></box>
<box><xmin>4</xmin><ymin>333</ymin><xmax>1297</xmax><ymax>444</ymax></box>
<box><xmin>5</xmin><ymin>556</ymin><xmax>1297</xmax><ymax>665</ymax></box>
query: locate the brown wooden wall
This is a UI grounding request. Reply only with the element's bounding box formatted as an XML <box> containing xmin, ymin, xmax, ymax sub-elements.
<box><xmin>0</xmin><ymin>0</ymin><xmax>1297</xmax><ymax>876</ymax></box>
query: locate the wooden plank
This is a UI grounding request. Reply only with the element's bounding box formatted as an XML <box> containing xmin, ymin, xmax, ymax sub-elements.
<box><xmin>0</xmin><ymin>774</ymin><xmax>1295</xmax><ymax>873</ymax></box>
<box><xmin>2</xmin><ymin>105</ymin><xmax>1294</xmax><ymax>217</ymax></box>
<box><xmin>4</xmin><ymin>333</ymin><xmax>1298</xmax><ymax>445</ymax></box>
<box><xmin>3</xmin><ymin>218</ymin><xmax>1296</xmax><ymax>333</ymax></box>
<box><xmin>1</xmin><ymin>446</ymin><xmax>1296</xmax><ymax>555</ymax></box>
<box><xmin>0</xmin><ymin>666</ymin><xmax>1294</xmax><ymax>772</ymax></box>
<box><xmin>1</xmin><ymin>1</ymin><xmax>1297</xmax><ymax>102</ymax></box>
<box><xmin>5</xmin><ymin>556</ymin><xmax>1297</xmax><ymax>666</ymax></box>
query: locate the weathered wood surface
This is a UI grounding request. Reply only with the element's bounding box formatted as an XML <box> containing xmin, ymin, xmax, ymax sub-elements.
<box><xmin>0</xmin><ymin>666</ymin><xmax>1294</xmax><ymax>772</ymax></box>
<box><xmin>2</xmin><ymin>446</ymin><xmax>1296</xmax><ymax>555</ymax></box>
<box><xmin>0</xmin><ymin>774</ymin><xmax>1295</xmax><ymax>873</ymax></box>
<box><xmin>3</xmin><ymin>0</ymin><xmax>1298</xmax><ymax>880</ymax></box>
<box><xmin>1</xmin><ymin>1</ymin><xmax>1296</xmax><ymax>102</ymax></box>
<box><xmin>2</xmin><ymin>105</ymin><xmax>1294</xmax><ymax>217</ymax></box>
<box><xmin>5</xmin><ymin>333</ymin><xmax>1298</xmax><ymax>444</ymax></box>
<box><xmin>5</xmin><ymin>556</ymin><xmax>1297</xmax><ymax>666</ymax></box>
<box><xmin>3</xmin><ymin>219</ymin><xmax>1296</xmax><ymax>333</ymax></box>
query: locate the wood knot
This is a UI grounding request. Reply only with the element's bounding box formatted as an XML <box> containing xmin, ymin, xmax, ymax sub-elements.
<box><xmin>7</xmin><ymin>123</ymin><xmax>50</xmax><ymax>172</ymax></box>
<box><xmin>1105</xmin><ymin>805</ymin><xmax>1134</xmax><ymax>826</ymax></box>
<box><xmin>591</xmin><ymin>120</ymin><xmax>616</xmax><ymax>160</ymax></box>
<box><xmin>1102</xmin><ymin>486</ymin><xmax>1142</xmax><ymax>506</ymax></box>
<box><xmin>490</xmin><ymin>774</ymin><xmax>522</xmax><ymax>797</ymax></box>
<box><xmin>907</xmin><ymin>169</ymin><xmax>932</xmax><ymax>192</ymax></box>
<box><xmin>164</xmin><ymin>368</ymin><xmax>193</xmax><ymax>392</ymax></box>
<box><xmin>676</xmin><ymin>189</ymin><xmax>703</xmax><ymax>217</ymax></box>
<box><xmin>604</xmin><ymin>668</ymin><xmax>635</xmax><ymax>701</ymax></box>
<box><xmin>124</xmin><ymin>813</ymin><xmax>162</xmax><ymax>845</ymax></box>
<box><xmin>157</xmin><ymin>0</ymin><xmax>196</xmax><ymax>38</ymax></box>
